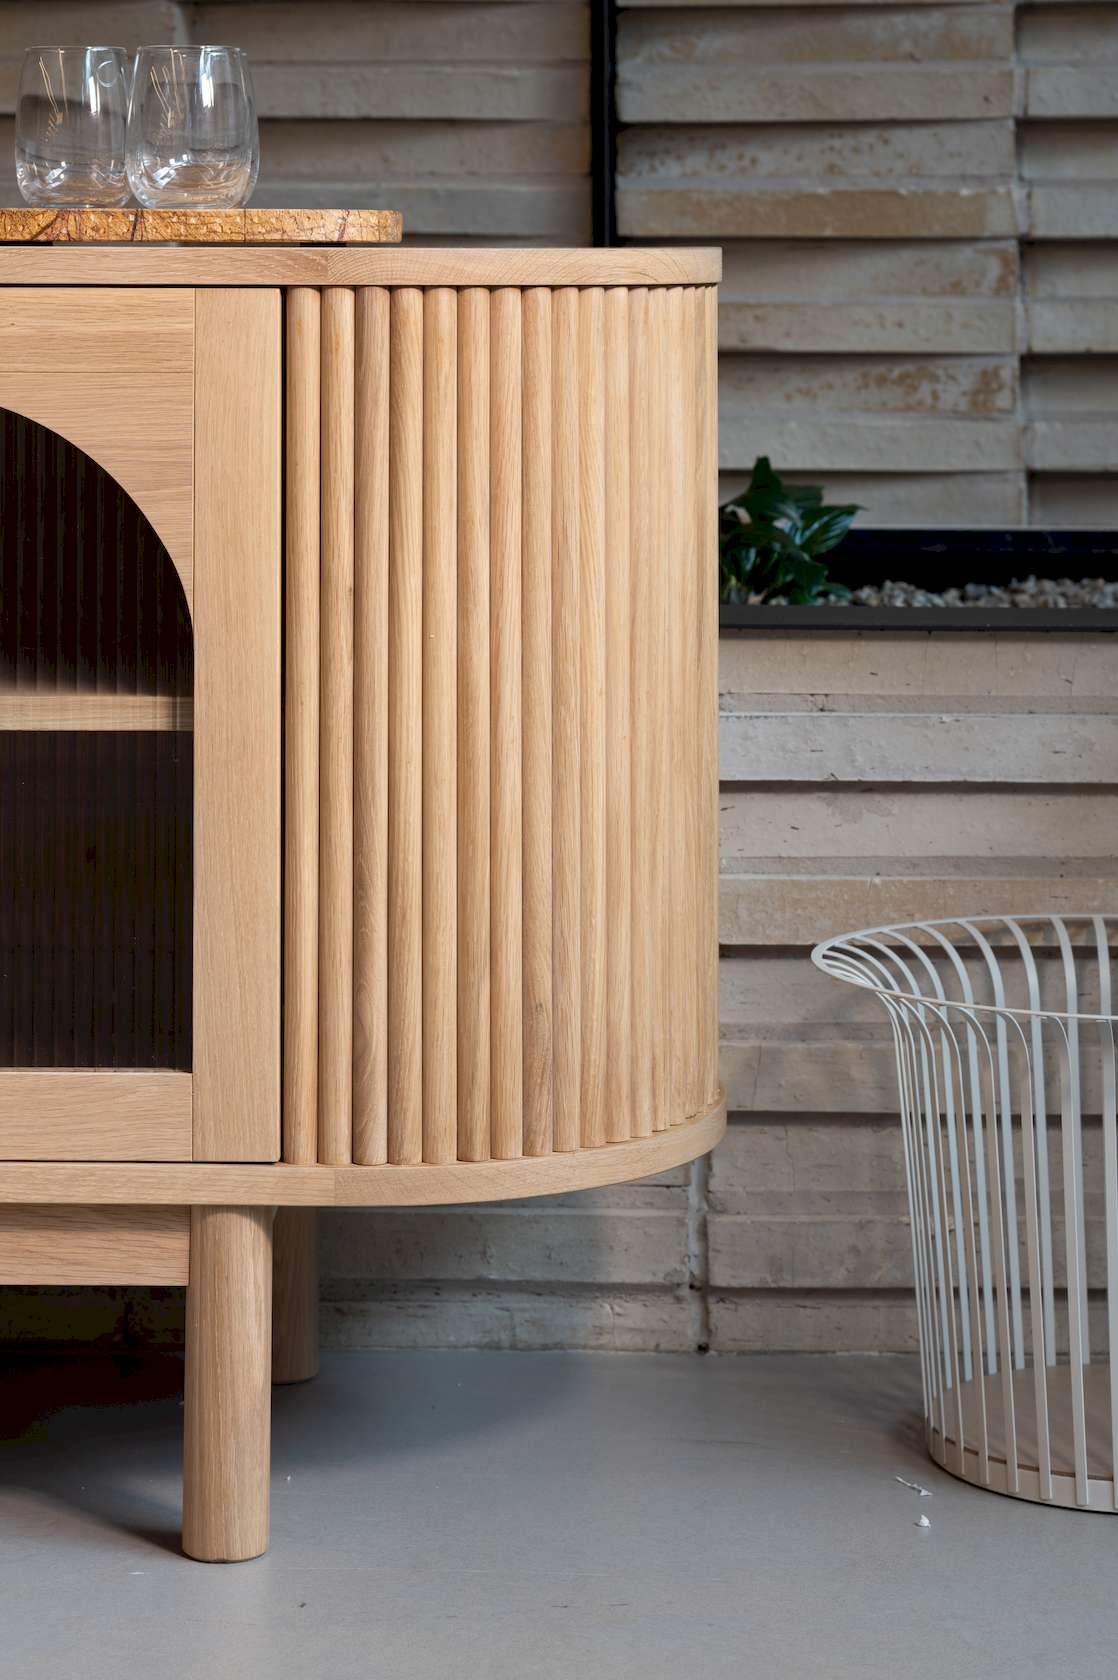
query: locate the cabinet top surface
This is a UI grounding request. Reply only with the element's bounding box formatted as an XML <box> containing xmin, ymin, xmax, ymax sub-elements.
<box><xmin>0</xmin><ymin>240</ymin><xmax>721</xmax><ymax>288</ymax></box>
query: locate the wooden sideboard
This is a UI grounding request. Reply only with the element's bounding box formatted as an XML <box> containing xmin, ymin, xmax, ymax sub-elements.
<box><xmin>0</xmin><ymin>239</ymin><xmax>724</xmax><ymax>1560</ymax></box>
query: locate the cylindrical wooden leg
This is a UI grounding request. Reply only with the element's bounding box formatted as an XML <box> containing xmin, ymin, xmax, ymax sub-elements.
<box><xmin>183</xmin><ymin>1206</ymin><xmax>274</xmax><ymax>1563</ymax></box>
<box><xmin>272</xmin><ymin>1206</ymin><xmax>320</xmax><ymax>1384</ymax></box>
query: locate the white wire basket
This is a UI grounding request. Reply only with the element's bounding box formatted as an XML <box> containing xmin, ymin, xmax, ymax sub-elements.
<box><xmin>813</xmin><ymin>914</ymin><xmax>1118</xmax><ymax>1512</ymax></box>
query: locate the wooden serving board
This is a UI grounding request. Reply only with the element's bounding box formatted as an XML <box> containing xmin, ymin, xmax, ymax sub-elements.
<box><xmin>0</xmin><ymin>207</ymin><xmax>402</xmax><ymax>244</ymax></box>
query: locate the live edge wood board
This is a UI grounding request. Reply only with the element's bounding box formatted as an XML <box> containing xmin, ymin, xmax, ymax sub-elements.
<box><xmin>0</xmin><ymin>240</ymin><xmax>723</xmax><ymax>1561</ymax></box>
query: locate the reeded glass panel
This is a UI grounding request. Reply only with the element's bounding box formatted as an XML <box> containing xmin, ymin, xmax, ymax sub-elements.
<box><xmin>0</xmin><ymin>409</ymin><xmax>193</xmax><ymax>1069</ymax></box>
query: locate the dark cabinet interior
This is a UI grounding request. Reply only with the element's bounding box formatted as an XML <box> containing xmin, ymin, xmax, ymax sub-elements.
<box><xmin>0</xmin><ymin>409</ymin><xmax>193</xmax><ymax>1070</ymax></box>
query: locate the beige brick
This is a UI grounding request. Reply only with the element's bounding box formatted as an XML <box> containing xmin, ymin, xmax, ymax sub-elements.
<box><xmin>1028</xmin><ymin>301</ymin><xmax>1118</xmax><ymax>353</ymax></box>
<box><xmin>709</xmin><ymin>1213</ymin><xmax>913</xmax><ymax>1289</ymax></box>
<box><xmin>720</xmin><ymin>788</ymin><xmax>1118</xmax><ymax>867</ymax></box>
<box><xmin>620</xmin><ymin>121</ymin><xmax>1014</xmax><ymax>182</ymax></box>
<box><xmin>1026</xmin><ymin>67</ymin><xmax>1118</xmax><ymax>118</ymax></box>
<box><xmin>1020</xmin><ymin>121</ymin><xmax>1118</xmax><ymax>182</ymax></box>
<box><xmin>252</xmin><ymin>178</ymin><xmax>590</xmax><ymax>240</ymax></box>
<box><xmin>1032</xmin><ymin>350</ymin><xmax>1113</xmax><ymax>424</ymax></box>
<box><xmin>720</xmin><ymin>875</ymin><xmax>1118</xmax><ymax>952</ymax></box>
<box><xmin>720</xmin><ymin>412</ymin><xmax>1020</xmax><ymax>473</ymax></box>
<box><xmin>1018</xmin><ymin>2</ymin><xmax>1118</xmax><ymax>63</ymax></box>
<box><xmin>709</xmin><ymin>1119</ymin><xmax>908</xmax><ymax>1214</ymax></box>
<box><xmin>618</xmin><ymin>66</ymin><xmax>1013</xmax><ymax>124</ymax></box>
<box><xmin>0</xmin><ymin>1</ymin><xmax>182</xmax><ymax>54</ymax></box>
<box><xmin>1026</xmin><ymin>418</ymin><xmax>1118</xmax><ymax>471</ymax></box>
<box><xmin>720</xmin><ymin>946</ymin><xmax>1111</xmax><ymax>1039</ymax></box>
<box><xmin>260</xmin><ymin>119</ymin><xmax>589</xmax><ymax>179</ymax></box>
<box><xmin>320</xmin><ymin>1208</ymin><xmax>689</xmax><ymax>1287</ymax></box>
<box><xmin>722</xmin><ymin>703</ymin><xmax>1115</xmax><ymax>780</ymax></box>
<box><xmin>720</xmin><ymin>299</ymin><xmax>1017</xmax><ymax>355</ymax></box>
<box><xmin>720</xmin><ymin>353</ymin><xmax>1017</xmax><ymax>416</ymax></box>
<box><xmin>248</xmin><ymin>63</ymin><xmax>588</xmax><ymax>123</ymax></box>
<box><xmin>619</xmin><ymin>185</ymin><xmax>1017</xmax><ymax>240</ymax></box>
<box><xmin>622</xmin><ymin>0</ymin><xmax>995</xmax><ymax>7</ymax></box>
<box><xmin>708</xmin><ymin>1291</ymin><xmax>919</xmax><ymax>1354</ymax></box>
<box><xmin>721</xmin><ymin>1038</ymin><xmax>900</xmax><ymax>1112</ymax></box>
<box><xmin>720</xmin><ymin>239</ymin><xmax>1018</xmax><ymax>303</ymax></box>
<box><xmin>1025</xmin><ymin>243</ymin><xmax>1118</xmax><ymax>298</ymax></box>
<box><xmin>1030</xmin><ymin>475</ymin><xmax>1118</xmax><ymax>525</ymax></box>
<box><xmin>322</xmin><ymin>1286</ymin><xmax>694</xmax><ymax>1352</ymax></box>
<box><xmin>719</xmin><ymin>629</ymin><xmax>1118</xmax><ymax>703</ymax></box>
<box><xmin>191</xmin><ymin>1</ymin><xmax>588</xmax><ymax>61</ymax></box>
<box><xmin>719</xmin><ymin>952</ymin><xmax>884</xmax><ymax>1035</ymax></box>
<box><xmin>619</xmin><ymin>7</ymin><xmax>1012</xmax><ymax>67</ymax></box>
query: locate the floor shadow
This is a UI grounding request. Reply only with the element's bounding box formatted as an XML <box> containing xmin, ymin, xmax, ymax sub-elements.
<box><xmin>1</xmin><ymin>1341</ymin><xmax>582</xmax><ymax>1556</ymax></box>
<box><xmin>0</xmin><ymin>1350</ymin><xmax>185</xmax><ymax>1554</ymax></box>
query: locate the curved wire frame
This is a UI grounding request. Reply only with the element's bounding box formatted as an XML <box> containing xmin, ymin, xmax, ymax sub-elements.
<box><xmin>813</xmin><ymin>914</ymin><xmax>1118</xmax><ymax>1512</ymax></box>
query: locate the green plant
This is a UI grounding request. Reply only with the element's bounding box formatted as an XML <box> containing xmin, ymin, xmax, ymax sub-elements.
<box><xmin>719</xmin><ymin>457</ymin><xmax>859</xmax><ymax>605</ymax></box>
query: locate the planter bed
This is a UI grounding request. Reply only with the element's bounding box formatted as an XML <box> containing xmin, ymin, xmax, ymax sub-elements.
<box><xmin>722</xmin><ymin>528</ymin><xmax>1118</xmax><ymax>631</ymax></box>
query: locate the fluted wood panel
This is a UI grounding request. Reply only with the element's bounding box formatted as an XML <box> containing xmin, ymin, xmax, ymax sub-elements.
<box><xmin>387</xmin><ymin>289</ymin><xmax>424</xmax><ymax>1167</ymax></box>
<box><xmin>285</xmin><ymin>283</ymin><xmax>717</xmax><ymax>1171</ymax></box>
<box><xmin>352</xmin><ymin>287</ymin><xmax>390</xmax><ymax>1166</ymax></box>
<box><xmin>318</xmin><ymin>289</ymin><xmax>355</xmax><ymax>1166</ymax></box>
<box><xmin>283</xmin><ymin>290</ymin><xmax>320</xmax><ymax>1163</ymax></box>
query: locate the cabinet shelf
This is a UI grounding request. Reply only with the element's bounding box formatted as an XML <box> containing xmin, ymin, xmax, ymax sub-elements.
<box><xmin>0</xmin><ymin>692</ymin><xmax>192</xmax><ymax>731</ymax></box>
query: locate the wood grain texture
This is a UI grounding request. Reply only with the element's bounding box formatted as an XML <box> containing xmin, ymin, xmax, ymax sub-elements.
<box><xmin>604</xmin><ymin>287</ymin><xmax>634</xmax><ymax>1144</ymax></box>
<box><xmin>0</xmin><ymin>207</ymin><xmax>401</xmax><ymax>244</ymax></box>
<box><xmin>456</xmin><ymin>288</ymin><xmax>492</xmax><ymax>1162</ymax></box>
<box><xmin>353</xmin><ymin>288</ymin><xmax>392</xmax><ymax>1165</ymax></box>
<box><xmin>422</xmin><ymin>289</ymin><xmax>458</xmax><ymax>1165</ymax></box>
<box><xmin>628</xmin><ymin>288</ymin><xmax>655</xmax><ymax>1140</ymax></box>
<box><xmin>0</xmin><ymin>1071</ymin><xmax>190</xmax><ymax>1161</ymax></box>
<box><xmin>0</xmin><ymin>248</ymin><xmax>721</xmax><ymax>287</ymax></box>
<box><xmin>272</xmin><ymin>1206</ymin><xmax>320</xmax><ymax>1383</ymax></box>
<box><xmin>388</xmin><ymin>289</ymin><xmax>425</xmax><ymax>1164</ymax></box>
<box><xmin>521</xmin><ymin>289</ymin><xmax>554</xmax><ymax>1157</ymax></box>
<box><xmin>551</xmin><ymin>288</ymin><xmax>582</xmax><ymax>1154</ymax></box>
<box><xmin>282</xmin><ymin>279</ymin><xmax>717</xmax><ymax>1176</ymax></box>
<box><xmin>578</xmin><ymin>289</ymin><xmax>608</xmax><ymax>1149</ymax></box>
<box><xmin>183</xmin><ymin>1206</ymin><xmax>273</xmax><ymax>1562</ymax></box>
<box><xmin>490</xmin><ymin>289</ymin><xmax>525</xmax><ymax>1160</ymax></box>
<box><xmin>0</xmin><ymin>693</ymin><xmax>192</xmax><ymax>730</ymax></box>
<box><xmin>0</xmin><ymin>1205</ymin><xmax>188</xmax><ymax>1284</ymax></box>
<box><xmin>0</xmin><ymin>1094</ymin><xmax>726</xmax><ymax>1205</ymax></box>
<box><xmin>283</xmin><ymin>288</ymin><xmax>321</xmax><ymax>1166</ymax></box>
<box><xmin>697</xmin><ymin>288</ymin><xmax>721</xmax><ymax>1110</ymax></box>
<box><xmin>193</xmin><ymin>290</ymin><xmax>281</xmax><ymax>1162</ymax></box>
<box><xmin>648</xmin><ymin>287</ymin><xmax>672</xmax><ymax>1131</ymax></box>
<box><xmin>0</xmin><ymin>286</ymin><xmax>193</xmax><ymax>369</ymax></box>
<box><xmin>0</xmin><ymin>288</ymin><xmax>193</xmax><ymax>605</ymax></box>
<box><xmin>666</xmin><ymin>289</ymin><xmax>690</xmax><ymax>1128</ymax></box>
<box><xmin>318</xmin><ymin>288</ymin><xmax>355</xmax><ymax>1166</ymax></box>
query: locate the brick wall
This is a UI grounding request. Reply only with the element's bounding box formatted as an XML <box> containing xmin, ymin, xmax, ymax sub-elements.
<box><xmin>617</xmin><ymin>0</ymin><xmax>1118</xmax><ymax>526</ymax></box>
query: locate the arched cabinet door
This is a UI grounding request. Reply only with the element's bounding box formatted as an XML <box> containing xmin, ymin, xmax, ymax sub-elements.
<box><xmin>0</xmin><ymin>287</ymin><xmax>280</xmax><ymax>1163</ymax></box>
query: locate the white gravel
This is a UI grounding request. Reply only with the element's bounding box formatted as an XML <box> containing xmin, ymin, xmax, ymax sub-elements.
<box><xmin>818</xmin><ymin>575</ymin><xmax>1118</xmax><ymax>609</ymax></box>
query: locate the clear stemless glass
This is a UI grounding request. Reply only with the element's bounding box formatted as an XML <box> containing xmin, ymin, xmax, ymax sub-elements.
<box><xmin>15</xmin><ymin>46</ymin><xmax>131</xmax><ymax>207</ymax></box>
<box><xmin>127</xmin><ymin>45</ymin><xmax>259</xmax><ymax>209</ymax></box>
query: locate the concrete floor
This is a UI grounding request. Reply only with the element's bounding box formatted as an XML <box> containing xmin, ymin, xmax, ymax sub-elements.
<box><xmin>1</xmin><ymin>1350</ymin><xmax>1116</xmax><ymax>1679</ymax></box>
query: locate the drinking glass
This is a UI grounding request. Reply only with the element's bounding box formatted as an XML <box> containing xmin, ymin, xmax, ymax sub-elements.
<box><xmin>15</xmin><ymin>46</ymin><xmax>131</xmax><ymax>207</ymax></box>
<box><xmin>127</xmin><ymin>45</ymin><xmax>258</xmax><ymax>209</ymax></box>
